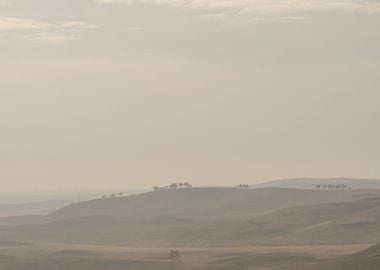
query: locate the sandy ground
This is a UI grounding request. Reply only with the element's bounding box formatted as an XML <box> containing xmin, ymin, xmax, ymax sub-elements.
<box><xmin>0</xmin><ymin>241</ymin><xmax>372</xmax><ymax>270</ymax></box>
<box><xmin>6</xmin><ymin>241</ymin><xmax>371</xmax><ymax>260</ymax></box>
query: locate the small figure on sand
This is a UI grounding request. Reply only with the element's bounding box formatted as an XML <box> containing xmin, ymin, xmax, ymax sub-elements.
<box><xmin>169</xmin><ymin>249</ymin><xmax>180</xmax><ymax>259</ymax></box>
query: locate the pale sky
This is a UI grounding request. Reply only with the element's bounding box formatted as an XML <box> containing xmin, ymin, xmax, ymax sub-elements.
<box><xmin>1</xmin><ymin>0</ymin><xmax>380</xmax><ymax>192</ymax></box>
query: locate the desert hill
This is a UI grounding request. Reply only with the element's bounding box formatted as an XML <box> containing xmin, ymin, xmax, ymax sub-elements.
<box><xmin>295</xmin><ymin>243</ymin><xmax>380</xmax><ymax>270</ymax></box>
<box><xmin>0</xmin><ymin>188</ymin><xmax>380</xmax><ymax>246</ymax></box>
<box><xmin>48</xmin><ymin>187</ymin><xmax>380</xmax><ymax>220</ymax></box>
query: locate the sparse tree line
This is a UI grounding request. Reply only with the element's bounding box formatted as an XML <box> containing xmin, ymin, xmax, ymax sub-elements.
<box><xmin>237</xmin><ymin>184</ymin><xmax>249</xmax><ymax>189</ymax></box>
<box><xmin>316</xmin><ymin>184</ymin><xmax>351</xmax><ymax>190</ymax></box>
<box><xmin>153</xmin><ymin>182</ymin><xmax>192</xmax><ymax>191</ymax></box>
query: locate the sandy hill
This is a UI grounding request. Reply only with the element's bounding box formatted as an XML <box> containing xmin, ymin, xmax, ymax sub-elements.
<box><xmin>48</xmin><ymin>187</ymin><xmax>380</xmax><ymax>220</ymax></box>
<box><xmin>0</xmin><ymin>188</ymin><xmax>380</xmax><ymax>246</ymax></box>
<box><xmin>295</xmin><ymin>243</ymin><xmax>380</xmax><ymax>270</ymax></box>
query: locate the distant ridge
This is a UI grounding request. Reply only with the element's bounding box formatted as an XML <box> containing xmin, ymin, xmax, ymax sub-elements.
<box><xmin>253</xmin><ymin>178</ymin><xmax>380</xmax><ymax>190</ymax></box>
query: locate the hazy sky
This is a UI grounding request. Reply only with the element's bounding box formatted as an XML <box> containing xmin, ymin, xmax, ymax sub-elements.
<box><xmin>1</xmin><ymin>0</ymin><xmax>380</xmax><ymax>192</ymax></box>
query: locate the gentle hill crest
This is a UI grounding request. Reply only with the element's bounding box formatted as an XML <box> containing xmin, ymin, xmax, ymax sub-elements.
<box><xmin>48</xmin><ymin>187</ymin><xmax>380</xmax><ymax>220</ymax></box>
<box><xmin>1</xmin><ymin>187</ymin><xmax>380</xmax><ymax>247</ymax></box>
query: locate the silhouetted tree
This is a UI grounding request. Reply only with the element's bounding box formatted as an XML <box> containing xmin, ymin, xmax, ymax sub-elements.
<box><xmin>184</xmin><ymin>182</ymin><xmax>192</xmax><ymax>188</ymax></box>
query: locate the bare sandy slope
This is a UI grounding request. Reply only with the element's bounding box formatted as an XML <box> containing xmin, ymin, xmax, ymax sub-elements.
<box><xmin>0</xmin><ymin>188</ymin><xmax>379</xmax><ymax>269</ymax></box>
<box><xmin>293</xmin><ymin>243</ymin><xmax>380</xmax><ymax>270</ymax></box>
<box><xmin>0</xmin><ymin>188</ymin><xmax>380</xmax><ymax>246</ymax></box>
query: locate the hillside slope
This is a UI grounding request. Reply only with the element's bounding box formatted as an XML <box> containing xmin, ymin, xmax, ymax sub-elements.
<box><xmin>48</xmin><ymin>187</ymin><xmax>380</xmax><ymax>220</ymax></box>
<box><xmin>0</xmin><ymin>188</ymin><xmax>380</xmax><ymax>246</ymax></box>
<box><xmin>295</xmin><ymin>243</ymin><xmax>380</xmax><ymax>270</ymax></box>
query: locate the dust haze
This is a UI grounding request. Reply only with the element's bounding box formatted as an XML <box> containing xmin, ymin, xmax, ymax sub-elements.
<box><xmin>1</xmin><ymin>0</ymin><xmax>380</xmax><ymax>269</ymax></box>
